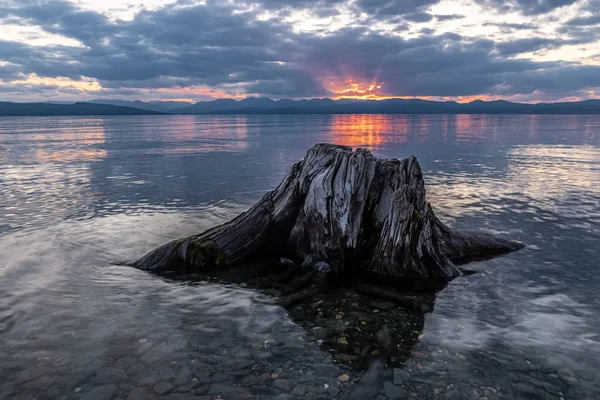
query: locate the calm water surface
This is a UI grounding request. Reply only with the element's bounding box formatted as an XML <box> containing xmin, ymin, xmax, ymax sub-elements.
<box><xmin>0</xmin><ymin>114</ymin><xmax>599</xmax><ymax>400</ymax></box>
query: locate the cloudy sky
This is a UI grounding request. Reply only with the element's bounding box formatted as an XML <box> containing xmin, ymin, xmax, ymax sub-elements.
<box><xmin>0</xmin><ymin>0</ymin><xmax>599</xmax><ymax>103</ymax></box>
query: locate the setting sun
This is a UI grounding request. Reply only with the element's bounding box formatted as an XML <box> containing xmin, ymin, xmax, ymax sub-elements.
<box><xmin>327</xmin><ymin>78</ymin><xmax>401</xmax><ymax>100</ymax></box>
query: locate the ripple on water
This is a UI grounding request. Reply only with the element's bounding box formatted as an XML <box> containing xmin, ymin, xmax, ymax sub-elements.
<box><xmin>1</xmin><ymin>115</ymin><xmax>600</xmax><ymax>399</ymax></box>
<box><xmin>0</xmin><ymin>212</ymin><xmax>354</xmax><ymax>400</ymax></box>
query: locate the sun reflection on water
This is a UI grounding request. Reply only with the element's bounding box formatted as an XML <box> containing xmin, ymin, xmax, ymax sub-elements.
<box><xmin>1</xmin><ymin>115</ymin><xmax>600</xmax><ymax>399</ymax></box>
<box><xmin>325</xmin><ymin>114</ymin><xmax>527</xmax><ymax>149</ymax></box>
<box><xmin>327</xmin><ymin>114</ymin><xmax>398</xmax><ymax>148</ymax></box>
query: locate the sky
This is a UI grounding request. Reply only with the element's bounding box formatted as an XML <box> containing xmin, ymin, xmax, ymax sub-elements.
<box><xmin>0</xmin><ymin>0</ymin><xmax>599</xmax><ymax>103</ymax></box>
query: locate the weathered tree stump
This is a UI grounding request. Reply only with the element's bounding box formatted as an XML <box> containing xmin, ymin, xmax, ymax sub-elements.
<box><xmin>130</xmin><ymin>144</ymin><xmax>523</xmax><ymax>303</ymax></box>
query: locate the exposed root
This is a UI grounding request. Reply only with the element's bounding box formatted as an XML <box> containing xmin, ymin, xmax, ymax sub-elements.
<box><xmin>279</xmin><ymin>271</ymin><xmax>333</xmax><ymax>307</ymax></box>
<box><xmin>278</xmin><ymin>270</ymin><xmax>320</xmax><ymax>294</ymax></box>
<box><xmin>350</xmin><ymin>283</ymin><xmax>435</xmax><ymax>313</ymax></box>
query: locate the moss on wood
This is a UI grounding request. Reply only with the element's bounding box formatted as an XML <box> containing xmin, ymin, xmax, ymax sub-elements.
<box><xmin>187</xmin><ymin>241</ymin><xmax>227</xmax><ymax>268</ymax></box>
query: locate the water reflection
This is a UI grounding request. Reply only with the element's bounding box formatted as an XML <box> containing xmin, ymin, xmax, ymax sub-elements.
<box><xmin>0</xmin><ymin>207</ymin><xmax>362</xmax><ymax>400</ymax></box>
<box><xmin>509</xmin><ymin>145</ymin><xmax>600</xmax><ymax>194</ymax></box>
<box><xmin>1</xmin><ymin>114</ymin><xmax>600</xmax><ymax>399</ymax></box>
<box><xmin>327</xmin><ymin>114</ymin><xmax>452</xmax><ymax>148</ymax></box>
<box><xmin>427</xmin><ymin>144</ymin><xmax>600</xmax><ymax>224</ymax></box>
<box><xmin>329</xmin><ymin>114</ymin><xmax>400</xmax><ymax>148</ymax></box>
<box><xmin>0</xmin><ymin>117</ymin><xmax>107</xmax><ymax>164</ymax></box>
<box><xmin>0</xmin><ymin>164</ymin><xmax>96</xmax><ymax>233</ymax></box>
<box><xmin>454</xmin><ymin>114</ymin><xmax>486</xmax><ymax>143</ymax></box>
<box><xmin>324</xmin><ymin>114</ymin><xmax>593</xmax><ymax>149</ymax></box>
<box><xmin>137</xmin><ymin>115</ymin><xmax>250</xmax><ymax>155</ymax></box>
<box><xmin>33</xmin><ymin>120</ymin><xmax>107</xmax><ymax>163</ymax></box>
<box><xmin>166</xmin><ymin>262</ymin><xmax>442</xmax><ymax>371</ymax></box>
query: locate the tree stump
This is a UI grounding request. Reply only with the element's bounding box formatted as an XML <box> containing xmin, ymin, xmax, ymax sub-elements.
<box><xmin>130</xmin><ymin>144</ymin><xmax>523</xmax><ymax>302</ymax></box>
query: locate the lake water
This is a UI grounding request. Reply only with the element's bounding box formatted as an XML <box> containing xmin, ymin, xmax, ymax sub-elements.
<box><xmin>0</xmin><ymin>114</ymin><xmax>599</xmax><ymax>400</ymax></box>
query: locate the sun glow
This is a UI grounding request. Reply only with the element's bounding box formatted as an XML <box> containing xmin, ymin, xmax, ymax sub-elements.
<box><xmin>325</xmin><ymin>78</ymin><xmax>585</xmax><ymax>103</ymax></box>
<box><xmin>327</xmin><ymin>79</ymin><xmax>404</xmax><ymax>100</ymax></box>
<box><xmin>327</xmin><ymin>79</ymin><xmax>509</xmax><ymax>102</ymax></box>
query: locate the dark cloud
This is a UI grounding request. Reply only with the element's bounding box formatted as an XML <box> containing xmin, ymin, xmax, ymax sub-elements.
<box><xmin>496</xmin><ymin>65</ymin><xmax>600</xmax><ymax>96</ymax></box>
<box><xmin>557</xmin><ymin>1</ymin><xmax>600</xmax><ymax>43</ymax></box>
<box><xmin>435</xmin><ymin>14</ymin><xmax>465</xmax><ymax>21</ymax></box>
<box><xmin>295</xmin><ymin>31</ymin><xmax>565</xmax><ymax>97</ymax></box>
<box><xmin>245</xmin><ymin>76</ymin><xmax>331</xmax><ymax>97</ymax></box>
<box><xmin>495</xmin><ymin>37</ymin><xmax>577</xmax><ymax>55</ymax></box>
<box><xmin>0</xmin><ymin>0</ymin><xmax>114</xmax><ymax>45</ymax></box>
<box><xmin>245</xmin><ymin>0</ymin><xmax>441</xmax><ymax>20</ymax></box>
<box><xmin>0</xmin><ymin>62</ymin><xmax>22</xmax><ymax>81</ymax></box>
<box><xmin>558</xmin><ymin>25</ymin><xmax>600</xmax><ymax>44</ymax></box>
<box><xmin>474</xmin><ymin>0</ymin><xmax>580</xmax><ymax>15</ymax></box>
<box><xmin>355</xmin><ymin>0</ymin><xmax>440</xmax><ymax>19</ymax></box>
<box><xmin>404</xmin><ymin>12</ymin><xmax>434</xmax><ymax>22</ymax></box>
<box><xmin>566</xmin><ymin>14</ymin><xmax>600</xmax><ymax>26</ymax></box>
<box><xmin>3</xmin><ymin>1</ymin><xmax>299</xmax><ymax>86</ymax></box>
<box><xmin>419</xmin><ymin>27</ymin><xmax>436</xmax><ymax>35</ymax></box>
<box><xmin>482</xmin><ymin>22</ymin><xmax>537</xmax><ymax>30</ymax></box>
<box><xmin>249</xmin><ymin>0</ymin><xmax>347</xmax><ymax>17</ymax></box>
<box><xmin>0</xmin><ymin>40</ymin><xmax>36</xmax><ymax>60</ymax></box>
<box><xmin>0</xmin><ymin>0</ymin><xmax>599</xmax><ymax>101</ymax></box>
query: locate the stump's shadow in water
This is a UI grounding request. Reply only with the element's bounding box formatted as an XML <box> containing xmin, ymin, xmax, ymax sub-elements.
<box><xmin>161</xmin><ymin>260</ymin><xmax>449</xmax><ymax>371</ymax></box>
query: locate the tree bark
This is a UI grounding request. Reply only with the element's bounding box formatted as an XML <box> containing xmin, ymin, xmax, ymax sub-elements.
<box><xmin>131</xmin><ymin>144</ymin><xmax>524</xmax><ymax>279</ymax></box>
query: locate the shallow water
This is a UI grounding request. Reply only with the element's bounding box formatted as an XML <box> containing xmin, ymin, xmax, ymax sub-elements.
<box><xmin>0</xmin><ymin>114</ymin><xmax>599</xmax><ymax>400</ymax></box>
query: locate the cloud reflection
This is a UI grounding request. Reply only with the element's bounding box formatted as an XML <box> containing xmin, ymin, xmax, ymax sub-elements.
<box><xmin>0</xmin><ymin>117</ymin><xmax>107</xmax><ymax>164</ymax></box>
<box><xmin>138</xmin><ymin>116</ymin><xmax>250</xmax><ymax>155</ymax></box>
<box><xmin>427</xmin><ymin>144</ymin><xmax>600</xmax><ymax>224</ymax></box>
<box><xmin>34</xmin><ymin>120</ymin><xmax>107</xmax><ymax>163</ymax></box>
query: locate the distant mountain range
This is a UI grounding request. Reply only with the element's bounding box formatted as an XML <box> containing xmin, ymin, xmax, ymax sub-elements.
<box><xmin>88</xmin><ymin>99</ymin><xmax>191</xmax><ymax>113</ymax></box>
<box><xmin>175</xmin><ymin>98</ymin><xmax>600</xmax><ymax>115</ymax></box>
<box><xmin>2</xmin><ymin>98</ymin><xmax>600</xmax><ymax>116</ymax></box>
<box><xmin>0</xmin><ymin>101</ymin><xmax>166</xmax><ymax>116</ymax></box>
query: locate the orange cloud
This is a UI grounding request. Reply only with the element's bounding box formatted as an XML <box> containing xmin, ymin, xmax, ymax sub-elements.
<box><xmin>325</xmin><ymin>78</ymin><xmax>591</xmax><ymax>104</ymax></box>
<box><xmin>154</xmin><ymin>86</ymin><xmax>247</xmax><ymax>101</ymax></box>
<box><xmin>3</xmin><ymin>73</ymin><xmax>102</xmax><ymax>92</ymax></box>
<box><xmin>325</xmin><ymin>77</ymin><xmax>496</xmax><ymax>102</ymax></box>
<box><xmin>327</xmin><ymin>78</ymin><xmax>400</xmax><ymax>100</ymax></box>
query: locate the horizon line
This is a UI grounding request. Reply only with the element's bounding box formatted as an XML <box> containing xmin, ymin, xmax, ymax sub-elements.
<box><xmin>5</xmin><ymin>97</ymin><xmax>600</xmax><ymax>106</ymax></box>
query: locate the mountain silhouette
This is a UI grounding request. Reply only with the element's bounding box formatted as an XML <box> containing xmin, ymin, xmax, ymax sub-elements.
<box><xmin>172</xmin><ymin>98</ymin><xmax>600</xmax><ymax>114</ymax></box>
<box><xmin>0</xmin><ymin>102</ymin><xmax>167</xmax><ymax>116</ymax></box>
<box><xmin>2</xmin><ymin>98</ymin><xmax>600</xmax><ymax>116</ymax></box>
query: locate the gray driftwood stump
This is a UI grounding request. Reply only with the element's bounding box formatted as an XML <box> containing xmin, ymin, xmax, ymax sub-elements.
<box><xmin>131</xmin><ymin>144</ymin><xmax>523</xmax><ymax>304</ymax></box>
